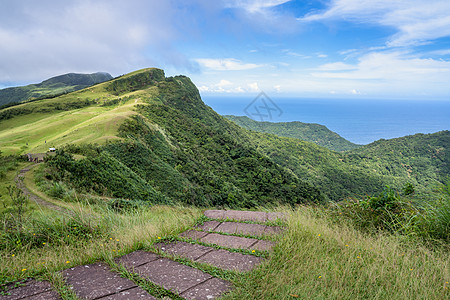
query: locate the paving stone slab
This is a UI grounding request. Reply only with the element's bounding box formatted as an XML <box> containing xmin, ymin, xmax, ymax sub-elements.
<box><xmin>98</xmin><ymin>287</ymin><xmax>156</xmax><ymax>299</ymax></box>
<box><xmin>133</xmin><ymin>258</ymin><xmax>212</xmax><ymax>294</ymax></box>
<box><xmin>196</xmin><ymin>249</ymin><xmax>263</xmax><ymax>272</ymax></box>
<box><xmin>221</xmin><ymin>210</ymin><xmax>267</xmax><ymax>222</ymax></box>
<box><xmin>195</xmin><ymin>220</ymin><xmax>221</xmax><ymax>231</ymax></box>
<box><xmin>250</xmin><ymin>240</ymin><xmax>276</xmax><ymax>251</ymax></box>
<box><xmin>179</xmin><ymin>229</ymin><xmax>208</xmax><ymax>240</ymax></box>
<box><xmin>214</xmin><ymin>222</ymin><xmax>269</xmax><ymax>237</ymax></box>
<box><xmin>200</xmin><ymin>233</ymin><xmax>258</xmax><ymax>249</ymax></box>
<box><xmin>116</xmin><ymin>250</ymin><xmax>160</xmax><ymax>269</ymax></box>
<box><xmin>25</xmin><ymin>290</ymin><xmax>61</xmax><ymax>300</ymax></box>
<box><xmin>1</xmin><ymin>280</ymin><xmax>59</xmax><ymax>300</ymax></box>
<box><xmin>154</xmin><ymin>241</ymin><xmax>213</xmax><ymax>260</ymax></box>
<box><xmin>180</xmin><ymin>277</ymin><xmax>232</xmax><ymax>300</ymax></box>
<box><xmin>203</xmin><ymin>210</ymin><xmax>225</xmax><ymax>220</ymax></box>
<box><xmin>63</xmin><ymin>263</ymin><xmax>136</xmax><ymax>300</ymax></box>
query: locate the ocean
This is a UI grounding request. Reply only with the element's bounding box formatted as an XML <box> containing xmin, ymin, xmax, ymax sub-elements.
<box><xmin>202</xmin><ymin>96</ymin><xmax>450</xmax><ymax>145</ymax></box>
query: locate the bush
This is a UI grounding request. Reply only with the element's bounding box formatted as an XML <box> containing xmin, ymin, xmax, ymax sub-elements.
<box><xmin>332</xmin><ymin>186</ymin><xmax>419</xmax><ymax>235</ymax></box>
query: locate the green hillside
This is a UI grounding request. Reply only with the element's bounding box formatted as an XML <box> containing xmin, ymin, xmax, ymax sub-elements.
<box><xmin>0</xmin><ymin>72</ymin><xmax>113</xmax><ymax>107</ymax></box>
<box><xmin>0</xmin><ymin>68</ymin><xmax>447</xmax><ymax>205</ymax></box>
<box><xmin>244</xmin><ymin>130</ymin><xmax>449</xmax><ymax>200</ymax></box>
<box><xmin>225</xmin><ymin>115</ymin><xmax>361</xmax><ymax>151</ymax></box>
<box><xmin>0</xmin><ymin>68</ymin><xmax>323</xmax><ymax>208</ymax></box>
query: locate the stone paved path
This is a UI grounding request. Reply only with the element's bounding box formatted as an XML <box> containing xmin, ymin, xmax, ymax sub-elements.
<box><xmin>1</xmin><ymin>210</ymin><xmax>286</xmax><ymax>300</ymax></box>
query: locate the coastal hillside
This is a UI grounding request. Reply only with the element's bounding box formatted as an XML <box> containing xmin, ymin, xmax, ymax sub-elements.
<box><xmin>0</xmin><ymin>68</ymin><xmax>447</xmax><ymax>204</ymax></box>
<box><xmin>0</xmin><ymin>72</ymin><xmax>113</xmax><ymax>107</ymax></box>
<box><xmin>224</xmin><ymin>115</ymin><xmax>361</xmax><ymax>151</ymax></box>
<box><xmin>0</xmin><ymin>68</ymin><xmax>323</xmax><ymax>207</ymax></box>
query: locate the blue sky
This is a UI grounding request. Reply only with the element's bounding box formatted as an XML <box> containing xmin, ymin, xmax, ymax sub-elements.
<box><xmin>1</xmin><ymin>0</ymin><xmax>450</xmax><ymax>99</ymax></box>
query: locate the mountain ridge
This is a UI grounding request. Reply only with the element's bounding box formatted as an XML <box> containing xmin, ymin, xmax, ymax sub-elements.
<box><xmin>0</xmin><ymin>72</ymin><xmax>113</xmax><ymax>107</ymax></box>
<box><xmin>224</xmin><ymin>115</ymin><xmax>361</xmax><ymax>152</ymax></box>
<box><xmin>0</xmin><ymin>67</ymin><xmax>447</xmax><ymax>204</ymax></box>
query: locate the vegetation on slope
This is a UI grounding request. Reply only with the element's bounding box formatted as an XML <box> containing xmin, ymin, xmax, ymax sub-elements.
<box><xmin>225</xmin><ymin>115</ymin><xmax>361</xmax><ymax>151</ymax></box>
<box><xmin>0</xmin><ymin>72</ymin><xmax>112</xmax><ymax>107</ymax></box>
<box><xmin>243</xmin><ymin>130</ymin><xmax>449</xmax><ymax>201</ymax></box>
<box><xmin>1</xmin><ymin>68</ymin><xmax>447</xmax><ymax>205</ymax></box>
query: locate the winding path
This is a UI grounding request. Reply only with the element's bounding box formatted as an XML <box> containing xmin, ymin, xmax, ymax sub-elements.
<box><xmin>15</xmin><ymin>164</ymin><xmax>73</xmax><ymax>215</ymax></box>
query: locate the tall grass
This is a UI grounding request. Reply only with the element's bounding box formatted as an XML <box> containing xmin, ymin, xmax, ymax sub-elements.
<box><xmin>225</xmin><ymin>206</ymin><xmax>449</xmax><ymax>300</ymax></box>
<box><xmin>0</xmin><ymin>204</ymin><xmax>200</xmax><ymax>286</ymax></box>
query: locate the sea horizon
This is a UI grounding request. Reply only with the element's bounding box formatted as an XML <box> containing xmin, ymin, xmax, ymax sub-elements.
<box><xmin>202</xmin><ymin>96</ymin><xmax>450</xmax><ymax>145</ymax></box>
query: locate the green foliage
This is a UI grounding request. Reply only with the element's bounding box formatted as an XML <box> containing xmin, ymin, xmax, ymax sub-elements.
<box><xmin>1</xmin><ymin>184</ymin><xmax>29</xmax><ymax>230</ymax></box>
<box><xmin>46</xmin><ymin>150</ymin><xmax>169</xmax><ymax>204</ymax></box>
<box><xmin>403</xmin><ymin>182</ymin><xmax>415</xmax><ymax>196</ymax></box>
<box><xmin>225</xmin><ymin>115</ymin><xmax>361</xmax><ymax>151</ymax></box>
<box><xmin>332</xmin><ymin>185</ymin><xmax>449</xmax><ymax>242</ymax></box>
<box><xmin>243</xmin><ymin>130</ymin><xmax>449</xmax><ymax>201</ymax></box>
<box><xmin>106</xmin><ymin>68</ymin><xmax>164</xmax><ymax>95</ymax></box>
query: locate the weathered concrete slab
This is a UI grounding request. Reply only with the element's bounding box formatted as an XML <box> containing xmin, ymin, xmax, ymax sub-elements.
<box><xmin>25</xmin><ymin>290</ymin><xmax>61</xmax><ymax>300</ymax></box>
<box><xmin>154</xmin><ymin>241</ymin><xmax>213</xmax><ymax>260</ymax></box>
<box><xmin>134</xmin><ymin>258</ymin><xmax>212</xmax><ymax>294</ymax></box>
<box><xmin>196</xmin><ymin>249</ymin><xmax>263</xmax><ymax>272</ymax></box>
<box><xmin>200</xmin><ymin>233</ymin><xmax>258</xmax><ymax>249</ymax></box>
<box><xmin>63</xmin><ymin>263</ymin><xmax>136</xmax><ymax>300</ymax></box>
<box><xmin>250</xmin><ymin>240</ymin><xmax>276</xmax><ymax>251</ymax></box>
<box><xmin>215</xmin><ymin>222</ymin><xmax>268</xmax><ymax>237</ymax></box>
<box><xmin>115</xmin><ymin>250</ymin><xmax>160</xmax><ymax>269</ymax></box>
<box><xmin>221</xmin><ymin>210</ymin><xmax>267</xmax><ymax>222</ymax></box>
<box><xmin>195</xmin><ymin>220</ymin><xmax>221</xmax><ymax>231</ymax></box>
<box><xmin>1</xmin><ymin>280</ymin><xmax>59</xmax><ymax>300</ymax></box>
<box><xmin>99</xmin><ymin>287</ymin><xmax>156</xmax><ymax>299</ymax></box>
<box><xmin>267</xmin><ymin>212</ymin><xmax>287</xmax><ymax>221</ymax></box>
<box><xmin>180</xmin><ymin>277</ymin><xmax>232</xmax><ymax>300</ymax></box>
<box><xmin>179</xmin><ymin>229</ymin><xmax>208</xmax><ymax>240</ymax></box>
<box><xmin>203</xmin><ymin>210</ymin><xmax>225</xmax><ymax>219</ymax></box>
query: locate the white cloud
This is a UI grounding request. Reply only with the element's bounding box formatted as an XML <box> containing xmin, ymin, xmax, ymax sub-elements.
<box><xmin>247</xmin><ymin>82</ymin><xmax>259</xmax><ymax>92</ymax></box>
<box><xmin>316</xmin><ymin>62</ymin><xmax>356</xmax><ymax>71</ymax></box>
<box><xmin>0</xmin><ymin>0</ymin><xmax>201</xmax><ymax>83</ymax></box>
<box><xmin>300</xmin><ymin>0</ymin><xmax>450</xmax><ymax>47</ymax></box>
<box><xmin>224</xmin><ymin>0</ymin><xmax>291</xmax><ymax>13</ymax></box>
<box><xmin>350</xmin><ymin>89</ymin><xmax>360</xmax><ymax>95</ymax></box>
<box><xmin>313</xmin><ymin>51</ymin><xmax>450</xmax><ymax>82</ymax></box>
<box><xmin>195</xmin><ymin>58</ymin><xmax>262</xmax><ymax>71</ymax></box>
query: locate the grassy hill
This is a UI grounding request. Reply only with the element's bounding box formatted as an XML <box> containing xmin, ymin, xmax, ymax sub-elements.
<box><xmin>0</xmin><ymin>72</ymin><xmax>112</xmax><ymax>107</ymax></box>
<box><xmin>224</xmin><ymin>115</ymin><xmax>361</xmax><ymax>151</ymax></box>
<box><xmin>0</xmin><ymin>68</ymin><xmax>448</xmax><ymax>205</ymax></box>
<box><xmin>0</xmin><ymin>68</ymin><xmax>448</xmax><ymax>298</ymax></box>
<box><xmin>0</xmin><ymin>68</ymin><xmax>323</xmax><ymax>208</ymax></box>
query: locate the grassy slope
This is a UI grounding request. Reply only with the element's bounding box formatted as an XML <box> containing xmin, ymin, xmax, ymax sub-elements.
<box><xmin>0</xmin><ymin>75</ymin><xmax>158</xmax><ymax>155</ymax></box>
<box><xmin>226</xmin><ymin>207</ymin><xmax>449</xmax><ymax>300</ymax></box>
<box><xmin>1</xmin><ymin>68</ymin><xmax>447</xmax><ymax>204</ymax></box>
<box><xmin>0</xmin><ymin>72</ymin><xmax>113</xmax><ymax>107</ymax></box>
<box><xmin>225</xmin><ymin>115</ymin><xmax>361</xmax><ymax>152</ymax></box>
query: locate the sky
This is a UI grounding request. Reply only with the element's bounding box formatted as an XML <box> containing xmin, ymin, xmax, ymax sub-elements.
<box><xmin>1</xmin><ymin>0</ymin><xmax>450</xmax><ymax>99</ymax></box>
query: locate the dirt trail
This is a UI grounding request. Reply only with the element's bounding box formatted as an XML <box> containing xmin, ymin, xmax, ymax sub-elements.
<box><xmin>15</xmin><ymin>164</ymin><xmax>73</xmax><ymax>216</ymax></box>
